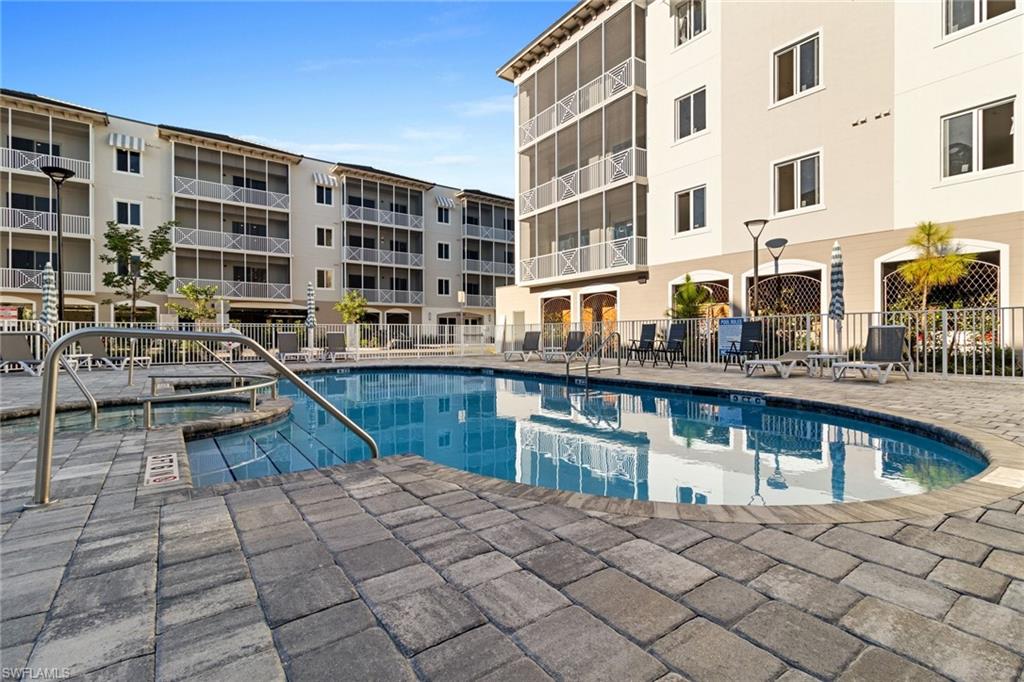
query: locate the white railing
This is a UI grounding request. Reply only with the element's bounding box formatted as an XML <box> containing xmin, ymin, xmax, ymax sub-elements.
<box><xmin>173</xmin><ymin>176</ymin><xmax>290</xmax><ymax>210</ymax></box>
<box><xmin>463</xmin><ymin>258</ymin><xmax>515</xmax><ymax>276</ymax></box>
<box><xmin>344</xmin><ymin>204</ymin><xmax>425</xmax><ymax>229</ymax></box>
<box><xmin>0</xmin><ymin>268</ymin><xmax>91</xmax><ymax>292</ymax></box>
<box><xmin>354</xmin><ymin>288</ymin><xmax>425</xmax><ymax>305</ymax></box>
<box><xmin>0</xmin><ymin>148</ymin><xmax>92</xmax><ymax>181</ymax></box>
<box><xmin>518</xmin><ymin>57</ymin><xmax>646</xmax><ymax>148</ymax></box>
<box><xmin>0</xmin><ymin>208</ymin><xmax>91</xmax><ymax>236</ymax></box>
<box><xmin>464</xmin><ymin>293</ymin><xmax>496</xmax><ymax>308</ymax></box>
<box><xmin>344</xmin><ymin>246</ymin><xmax>424</xmax><ymax>267</ymax></box>
<box><xmin>519</xmin><ymin>147</ymin><xmax>646</xmax><ymax>216</ymax></box>
<box><xmin>173</xmin><ymin>278</ymin><xmax>291</xmax><ymax>300</ymax></box>
<box><xmin>173</xmin><ymin>226</ymin><xmax>291</xmax><ymax>255</ymax></box>
<box><xmin>520</xmin><ymin>235</ymin><xmax>646</xmax><ymax>283</ymax></box>
<box><xmin>464</xmin><ymin>223</ymin><xmax>515</xmax><ymax>242</ymax></box>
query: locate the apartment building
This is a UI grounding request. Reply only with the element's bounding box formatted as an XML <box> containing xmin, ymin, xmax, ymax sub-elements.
<box><xmin>0</xmin><ymin>89</ymin><xmax>513</xmax><ymax>325</ymax></box>
<box><xmin>495</xmin><ymin>0</ymin><xmax>1022</xmax><ymax>328</ymax></box>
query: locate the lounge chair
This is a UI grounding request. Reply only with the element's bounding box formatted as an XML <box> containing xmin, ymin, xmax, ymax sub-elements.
<box><xmin>505</xmin><ymin>331</ymin><xmax>541</xmax><ymax>361</ymax></box>
<box><xmin>832</xmin><ymin>325</ymin><xmax>913</xmax><ymax>384</ymax></box>
<box><xmin>276</xmin><ymin>332</ymin><xmax>307</xmax><ymax>362</ymax></box>
<box><xmin>543</xmin><ymin>331</ymin><xmax>586</xmax><ymax>363</ymax></box>
<box><xmin>723</xmin><ymin>321</ymin><xmax>762</xmax><ymax>372</ymax></box>
<box><xmin>626</xmin><ymin>324</ymin><xmax>657</xmax><ymax>367</ymax></box>
<box><xmin>0</xmin><ymin>334</ymin><xmax>42</xmax><ymax>375</ymax></box>
<box><xmin>325</xmin><ymin>333</ymin><xmax>353</xmax><ymax>362</ymax></box>
<box><xmin>657</xmin><ymin>323</ymin><xmax>689</xmax><ymax>368</ymax></box>
<box><xmin>78</xmin><ymin>336</ymin><xmax>152</xmax><ymax>370</ymax></box>
<box><xmin>744</xmin><ymin>350</ymin><xmax>814</xmax><ymax>379</ymax></box>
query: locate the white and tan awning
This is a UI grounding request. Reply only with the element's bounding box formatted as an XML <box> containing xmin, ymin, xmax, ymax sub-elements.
<box><xmin>312</xmin><ymin>172</ymin><xmax>338</xmax><ymax>187</ymax></box>
<box><xmin>107</xmin><ymin>133</ymin><xmax>145</xmax><ymax>152</ymax></box>
<box><xmin>436</xmin><ymin>195</ymin><xmax>455</xmax><ymax>209</ymax></box>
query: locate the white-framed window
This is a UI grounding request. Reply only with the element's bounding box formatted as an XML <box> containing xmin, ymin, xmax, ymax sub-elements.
<box><xmin>316</xmin><ymin>185</ymin><xmax>333</xmax><ymax>206</ymax></box>
<box><xmin>316</xmin><ymin>226</ymin><xmax>334</xmax><ymax>248</ymax></box>
<box><xmin>674</xmin><ymin>0</ymin><xmax>706</xmax><ymax>46</ymax></box>
<box><xmin>942</xmin><ymin>97</ymin><xmax>1015</xmax><ymax>178</ymax></box>
<box><xmin>774</xmin><ymin>33</ymin><xmax>820</xmax><ymax>103</ymax></box>
<box><xmin>437</xmin><ymin>206</ymin><xmax>450</xmax><ymax>224</ymax></box>
<box><xmin>437</xmin><ymin>242</ymin><xmax>451</xmax><ymax>260</ymax></box>
<box><xmin>675</xmin><ymin>87</ymin><xmax>707</xmax><ymax>140</ymax></box>
<box><xmin>675</xmin><ymin>185</ymin><xmax>707</xmax><ymax>233</ymax></box>
<box><xmin>115</xmin><ymin>149</ymin><xmax>141</xmax><ymax>175</ymax></box>
<box><xmin>316</xmin><ymin>268</ymin><xmax>334</xmax><ymax>289</ymax></box>
<box><xmin>945</xmin><ymin>0</ymin><xmax>1016</xmax><ymax>35</ymax></box>
<box><xmin>437</xmin><ymin>278</ymin><xmax>451</xmax><ymax>296</ymax></box>
<box><xmin>115</xmin><ymin>200</ymin><xmax>142</xmax><ymax>227</ymax></box>
<box><xmin>774</xmin><ymin>151</ymin><xmax>821</xmax><ymax>214</ymax></box>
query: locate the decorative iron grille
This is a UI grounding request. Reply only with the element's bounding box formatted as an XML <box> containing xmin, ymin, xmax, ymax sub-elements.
<box><xmin>883</xmin><ymin>259</ymin><xmax>1000</xmax><ymax>311</ymax></box>
<box><xmin>748</xmin><ymin>274</ymin><xmax>822</xmax><ymax>315</ymax></box>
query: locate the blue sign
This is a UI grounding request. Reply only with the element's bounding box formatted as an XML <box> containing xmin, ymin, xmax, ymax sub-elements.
<box><xmin>718</xmin><ymin>317</ymin><xmax>744</xmax><ymax>357</ymax></box>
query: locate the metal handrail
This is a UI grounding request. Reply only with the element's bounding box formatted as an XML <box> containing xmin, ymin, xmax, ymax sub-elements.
<box><xmin>33</xmin><ymin>328</ymin><xmax>380</xmax><ymax>505</ymax></box>
<box><xmin>567</xmin><ymin>331</ymin><xmax>622</xmax><ymax>382</ymax></box>
<box><xmin>1</xmin><ymin>330</ymin><xmax>98</xmax><ymax>421</ymax></box>
<box><xmin>144</xmin><ymin>372</ymin><xmax>278</xmax><ymax>429</ymax></box>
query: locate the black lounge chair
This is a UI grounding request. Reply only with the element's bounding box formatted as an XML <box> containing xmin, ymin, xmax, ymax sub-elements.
<box><xmin>0</xmin><ymin>334</ymin><xmax>42</xmax><ymax>375</ymax></box>
<box><xmin>276</xmin><ymin>332</ymin><xmax>306</xmax><ymax>362</ymax></box>
<box><xmin>544</xmin><ymin>330</ymin><xmax>585</xmax><ymax>363</ymax></box>
<box><xmin>833</xmin><ymin>325</ymin><xmax>913</xmax><ymax>384</ymax></box>
<box><xmin>505</xmin><ymin>331</ymin><xmax>541</xmax><ymax>361</ymax></box>
<box><xmin>658</xmin><ymin>323</ymin><xmax>689</xmax><ymax>368</ymax></box>
<box><xmin>723</xmin><ymin>321</ymin><xmax>762</xmax><ymax>372</ymax></box>
<box><xmin>626</xmin><ymin>324</ymin><xmax>657</xmax><ymax>367</ymax></box>
<box><xmin>78</xmin><ymin>335</ymin><xmax>152</xmax><ymax>370</ymax></box>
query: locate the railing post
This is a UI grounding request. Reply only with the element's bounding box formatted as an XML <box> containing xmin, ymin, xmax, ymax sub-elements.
<box><xmin>143</xmin><ymin>401</ymin><xmax>153</xmax><ymax>430</ymax></box>
<box><xmin>941</xmin><ymin>309</ymin><xmax>949</xmax><ymax>376</ymax></box>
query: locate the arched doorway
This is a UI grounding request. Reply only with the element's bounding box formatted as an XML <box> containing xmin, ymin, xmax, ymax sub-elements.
<box><xmin>580</xmin><ymin>291</ymin><xmax>618</xmax><ymax>339</ymax></box>
<box><xmin>541</xmin><ymin>295</ymin><xmax>571</xmax><ymax>348</ymax></box>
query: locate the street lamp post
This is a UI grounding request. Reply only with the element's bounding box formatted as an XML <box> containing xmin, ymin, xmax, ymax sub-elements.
<box><xmin>41</xmin><ymin>166</ymin><xmax>77</xmax><ymax>320</ymax></box>
<box><xmin>765</xmin><ymin>237</ymin><xmax>789</xmax><ymax>314</ymax></box>
<box><xmin>744</xmin><ymin>219</ymin><xmax>768</xmax><ymax>317</ymax></box>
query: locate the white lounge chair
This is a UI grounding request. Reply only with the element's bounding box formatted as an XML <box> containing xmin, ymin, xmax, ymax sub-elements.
<box><xmin>832</xmin><ymin>325</ymin><xmax>913</xmax><ymax>384</ymax></box>
<box><xmin>325</xmin><ymin>332</ymin><xmax>353</xmax><ymax>362</ymax></box>
<box><xmin>744</xmin><ymin>350</ymin><xmax>813</xmax><ymax>379</ymax></box>
<box><xmin>0</xmin><ymin>334</ymin><xmax>42</xmax><ymax>375</ymax></box>
<box><xmin>78</xmin><ymin>336</ymin><xmax>152</xmax><ymax>370</ymax></box>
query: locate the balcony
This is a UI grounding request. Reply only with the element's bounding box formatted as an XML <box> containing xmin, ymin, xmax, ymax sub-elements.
<box><xmin>1</xmin><ymin>208</ymin><xmax>91</xmax><ymax>236</ymax></box>
<box><xmin>173</xmin><ymin>278</ymin><xmax>291</xmax><ymax>301</ymax></box>
<box><xmin>0</xmin><ymin>148</ymin><xmax>92</xmax><ymax>181</ymax></box>
<box><xmin>344</xmin><ymin>205</ymin><xmax>424</xmax><ymax>229</ymax></box>
<box><xmin>463</xmin><ymin>258</ymin><xmax>515</xmax><ymax>276</ymax></box>
<box><xmin>351</xmin><ymin>288</ymin><xmax>424</xmax><ymax>305</ymax></box>
<box><xmin>464</xmin><ymin>293</ymin><xmax>496</xmax><ymax>308</ymax></box>
<box><xmin>0</xmin><ymin>268</ymin><xmax>91</xmax><ymax>292</ymax></box>
<box><xmin>463</xmin><ymin>223</ymin><xmax>514</xmax><ymax>242</ymax></box>
<box><xmin>519</xmin><ymin>235</ymin><xmax>647</xmax><ymax>285</ymax></box>
<box><xmin>173</xmin><ymin>176</ymin><xmax>289</xmax><ymax>210</ymax></box>
<box><xmin>520</xmin><ymin>147</ymin><xmax>647</xmax><ymax>216</ymax></box>
<box><xmin>518</xmin><ymin>57</ymin><xmax>646</xmax><ymax>149</ymax></box>
<box><xmin>173</xmin><ymin>226</ymin><xmax>290</xmax><ymax>255</ymax></box>
<box><xmin>344</xmin><ymin>246</ymin><xmax>424</xmax><ymax>267</ymax></box>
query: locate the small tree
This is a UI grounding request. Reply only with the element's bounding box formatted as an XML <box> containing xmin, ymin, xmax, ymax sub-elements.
<box><xmin>167</xmin><ymin>282</ymin><xmax>219</xmax><ymax>322</ymax></box>
<box><xmin>333</xmin><ymin>290</ymin><xmax>368</xmax><ymax>323</ymax></box>
<box><xmin>666</xmin><ymin>275</ymin><xmax>711</xmax><ymax>319</ymax></box>
<box><xmin>99</xmin><ymin>220</ymin><xmax>175</xmax><ymax>323</ymax></box>
<box><xmin>898</xmin><ymin>221</ymin><xmax>975</xmax><ymax>310</ymax></box>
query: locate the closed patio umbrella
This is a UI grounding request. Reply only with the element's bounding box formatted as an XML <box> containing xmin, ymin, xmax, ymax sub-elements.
<box><xmin>40</xmin><ymin>261</ymin><xmax>59</xmax><ymax>338</ymax></box>
<box><xmin>829</xmin><ymin>241</ymin><xmax>845</xmax><ymax>352</ymax></box>
<box><xmin>305</xmin><ymin>281</ymin><xmax>317</xmax><ymax>344</ymax></box>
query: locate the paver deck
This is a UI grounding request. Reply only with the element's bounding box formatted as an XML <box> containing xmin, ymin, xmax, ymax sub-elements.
<box><xmin>1</xmin><ymin>358</ymin><xmax>1023</xmax><ymax>680</ymax></box>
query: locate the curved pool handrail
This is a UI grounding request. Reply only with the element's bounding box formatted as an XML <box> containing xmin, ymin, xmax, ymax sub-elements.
<box><xmin>1</xmin><ymin>330</ymin><xmax>98</xmax><ymax>421</ymax></box>
<box><xmin>142</xmin><ymin>372</ymin><xmax>279</xmax><ymax>429</ymax></box>
<box><xmin>33</xmin><ymin>327</ymin><xmax>380</xmax><ymax>505</ymax></box>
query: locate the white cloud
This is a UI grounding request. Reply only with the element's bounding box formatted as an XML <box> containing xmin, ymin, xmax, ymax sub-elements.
<box><xmin>453</xmin><ymin>96</ymin><xmax>512</xmax><ymax>118</ymax></box>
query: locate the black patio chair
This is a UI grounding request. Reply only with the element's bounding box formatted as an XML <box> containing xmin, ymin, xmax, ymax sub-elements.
<box><xmin>626</xmin><ymin>324</ymin><xmax>657</xmax><ymax>367</ymax></box>
<box><xmin>723</xmin><ymin>320</ymin><xmax>762</xmax><ymax>372</ymax></box>
<box><xmin>658</xmin><ymin>322</ymin><xmax>689</xmax><ymax>368</ymax></box>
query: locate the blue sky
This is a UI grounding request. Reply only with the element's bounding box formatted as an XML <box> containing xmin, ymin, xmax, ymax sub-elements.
<box><xmin>1</xmin><ymin>1</ymin><xmax>573</xmax><ymax>196</ymax></box>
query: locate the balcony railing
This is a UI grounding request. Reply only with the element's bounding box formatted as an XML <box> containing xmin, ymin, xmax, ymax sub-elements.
<box><xmin>352</xmin><ymin>288</ymin><xmax>424</xmax><ymax>305</ymax></box>
<box><xmin>344</xmin><ymin>204</ymin><xmax>424</xmax><ymax>229</ymax></box>
<box><xmin>519</xmin><ymin>235</ymin><xmax>647</xmax><ymax>284</ymax></box>
<box><xmin>463</xmin><ymin>258</ymin><xmax>515</xmax><ymax>276</ymax></box>
<box><xmin>518</xmin><ymin>57</ymin><xmax>646</xmax><ymax>149</ymax></box>
<box><xmin>0</xmin><ymin>148</ymin><xmax>92</xmax><ymax>181</ymax></box>
<box><xmin>344</xmin><ymin>246</ymin><xmax>424</xmax><ymax>267</ymax></box>
<box><xmin>173</xmin><ymin>226</ymin><xmax>290</xmax><ymax>255</ymax></box>
<box><xmin>520</xmin><ymin>147</ymin><xmax>646</xmax><ymax>216</ymax></box>
<box><xmin>173</xmin><ymin>277</ymin><xmax>291</xmax><ymax>301</ymax></box>
<box><xmin>463</xmin><ymin>223</ymin><xmax>514</xmax><ymax>242</ymax></box>
<box><xmin>0</xmin><ymin>268</ymin><xmax>91</xmax><ymax>292</ymax></box>
<box><xmin>464</xmin><ymin>293</ymin><xmax>496</xmax><ymax>308</ymax></box>
<box><xmin>173</xmin><ymin>176</ymin><xmax>290</xmax><ymax>210</ymax></box>
<box><xmin>1</xmin><ymin>208</ymin><xmax>91</xmax><ymax>236</ymax></box>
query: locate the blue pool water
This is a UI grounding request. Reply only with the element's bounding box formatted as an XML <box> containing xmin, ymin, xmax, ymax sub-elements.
<box><xmin>186</xmin><ymin>369</ymin><xmax>986</xmax><ymax>505</ymax></box>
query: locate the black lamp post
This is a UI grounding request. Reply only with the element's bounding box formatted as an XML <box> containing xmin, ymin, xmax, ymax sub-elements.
<box><xmin>765</xmin><ymin>237</ymin><xmax>788</xmax><ymax>314</ymax></box>
<box><xmin>41</xmin><ymin>165</ymin><xmax>76</xmax><ymax>320</ymax></box>
<box><xmin>744</xmin><ymin>219</ymin><xmax>768</xmax><ymax>316</ymax></box>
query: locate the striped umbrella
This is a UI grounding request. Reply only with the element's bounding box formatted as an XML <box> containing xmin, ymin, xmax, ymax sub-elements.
<box><xmin>39</xmin><ymin>261</ymin><xmax>59</xmax><ymax>337</ymax></box>
<box><xmin>305</xmin><ymin>281</ymin><xmax>317</xmax><ymax>334</ymax></box>
<box><xmin>828</xmin><ymin>241</ymin><xmax>845</xmax><ymax>351</ymax></box>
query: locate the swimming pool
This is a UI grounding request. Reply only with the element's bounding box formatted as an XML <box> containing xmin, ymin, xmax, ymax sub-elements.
<box><xmin>186</xmin><ymin>369</ymin><xmax>986</xmax><ymax>505</ymax></box>
<box><xmin>0</xmin><ymin>401</ymin><xmax>251</xmax><ymax>435</ymax></box>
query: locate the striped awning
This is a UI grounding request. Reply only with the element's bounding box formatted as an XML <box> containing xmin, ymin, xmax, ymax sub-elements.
<box><xmin>107</xmin><ymin>133</ymin><xmax>145</xmax><ymax>152</ymax></box>
<box><xmin>436</xmin><ymin>195</ymin><xmax>455</xmax><ymax>209</ymax></box>
<box><xmin>312</xmin><ymin>172</ymin><xmax>338</xmax><ymax>187</ymax></box>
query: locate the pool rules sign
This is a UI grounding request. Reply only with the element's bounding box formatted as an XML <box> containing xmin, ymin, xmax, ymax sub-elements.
<box><xmin>144</xmin><ymin>452</ymin><xmax>181</xmax><ymax>486</ymax></box>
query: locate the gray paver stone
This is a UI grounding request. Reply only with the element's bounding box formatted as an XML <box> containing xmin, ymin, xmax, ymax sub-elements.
<box><xmin>928</xmin><ymin>558</ymin><xmax>1011</xmax><ymax>601</ymax></box>
<box><xmin>285</xmin><ymin>628</ymin><xmax>415</xmax><ymax>682</ymax></box>
<box><xmin>841</xmin><ymin>562</ymin><xmax>957</xmax><ymax>619</ymax></box>
<box><xmin>468</xmin><ymin>570</ymin><xmax>570</xmax><ymax>631</ymax></box>
<box><xmin>516</xmin><ymin>504</ymin><xmax>588</xmax><ymax>530</ymax></box>
<box><xmin>460</xmin><ymin>508</ymin><xmax>518</xmax><ymax>531</ymax></box>
<box><xmin>478</xmin><ymin>657</ymin><xmax>552</xmax><ymax>681</ymax></box>
<box><xmin>0</xmin><ymin>567</ymin><xmax>64</xmax><ymax>620</ymax></box>
<box><xmin>552</xmin><ymin>518</ymin><xmax>634</xmax><ymax>552</ymax></box>
<box><xmin>517</xmin><ymin>541</ymin><xmax>604</xmax><ymax>587</ymax></box>
<box><xmin>602</xmin><ymin>539</ymin><xmax>714</xmax><ymax>597</ymax></box>
<box><xmin>334</xmin><ymin>538</ymin><xmax>420</xmax><ymax>581</ymax></box>
<box><xmin>944</xmin><ymin>595</ymin><xmax>1024</xmax><ymax>655</ymax></box>
<box><xmin>682</xmin><ymin>537</ymin><xmax>777</xmax><ymax>582</ymax></box>
<box><xmin>681</xmin><ymin>576</ymin><xmax>767</xmax><ymax>626</ymax></box>
<box><xmin>392</xmin><ymin>516</ymin><xmax>460</xmax><ymax>542</ymax></box>
<box><xmin>442</xmin><ymin>551</ymin><xmax>521</xmax><ymax>590</ymax></box>
<box><xmin>360</xmin><ymin>563</ymin><xmax>445</xmax><ymax>603</ymax></box>
<box><xmin>652</xmin><ymin>617</ymin><xmax>785</xmax><ymax>682</ymax></box>
<box><xmin>238</xmin><ymin>520</ymin><xmax>316</xmax><ymax>556</ymax></box>
<box><xmin>816</xmin><ymin>526</ymin><xmax>939</xmax><ymax>577</ymax></box>
<box><xmin>52</xmin><ymin>562</ymin><xmax>155</xmax><ymax>618</ymax></box>
<box><xmin>939</xmin><ymin>517</ymin><xmax>1024</xmax><ymax>553</ymax></box>
<box><xmin>478</xmin><ymin>520</ymin><xmax>556</xmax><ymax>556</ymax></box>
<box><xmin>156</xmin><ymin>604</ymin><xmax>274</xmax><ymax>681</ymax></box>
<box><xmin>273</xmin><ymin>601</ymin><xmax>376</xmax><ymax>660</ymax></box>
<box><xmin>894</xmin><ymin>525</ymin><xmax>991</xmax><ymax>564</ymax></box>
<box><xmin>258</xmin><ymin>565</ymin><xmax>356</xmax><ymax>627</ymax></box>
<box><xmin>246</xmin><ymin>541</ymin><xmax>333</xmax><ymax>587</ymax></box>
<box><xmin>984</xmin><ymin>549</ymin><xmax>1024</xmax><ymax>581</ymax></box>
<box><xmin>157</xmin><ymin>579</ymin><xmax>258</xmax><ymax>633</ymax></box>
<box><xmin>157</xmin><ymin>550</ymin><xmax>249</xmax><ymax>599</ymax></box>
<box><xmin>837</xmin><ymin>647</ymin><xmax>945</xmax><ymax>682</ymax></box>
<box><xmin>630</xmin><ymin>518</ymin><xmax>710</xmax><ymax>551</ymax></box>
<box><xmin>1002</xmin><ymin>580</ymin><xmax>1024</xmax><ymax>612</ymax></box>
<box><xmin>373</xmin><ymin>583</ymin><xmax>485</xmax><ymax>654</ymax></box>
<box><xmin>411</xmin><ymin>529</ymin><xmax>494</xmax><ymax>567</ymax></box>
<box><xmin>360</xmin><ymin>490</ymin><xmax>421</xmax><ymax>516</ymax></box>
<box><xmin>742</xmin><ymin>528</ymin><xmax>860</xmax><ymax>580</ymax></box>
<box><xmin>231</xmin><ymin>503</ymin><xmax>301</xmax><ymax>531</ymax></box>
<box><xmin>376</xmin><ymin>504</ymin><xmax>441</xmax><ymax>528</ymax></box>
<box><xmin>413</xmin><ymin>624</ymin><xmax>524</xmax><ymax>681</ymax></box>
<box><xmin>749</xmin><ymin>564</ymin><xmax>862</xmax><ymax>622</ymax></box>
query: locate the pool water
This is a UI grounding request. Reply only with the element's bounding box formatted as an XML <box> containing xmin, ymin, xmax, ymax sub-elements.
<box><xmin>0</xmin><ymin>402</ymin><xmax>250</xmax><ymax>435</ymax></box>
<box><xmin>186</xmin><ymin>369</ymin><xmax>986</xmax><ymax>505</ymax></box>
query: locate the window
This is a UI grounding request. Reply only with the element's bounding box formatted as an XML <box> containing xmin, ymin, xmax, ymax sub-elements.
<box><xmin>115</xmin><ymin>201</ymin><xmax>141</xmax><ymax>226</ymax></box>
<box><xmin>316</xmin><ymin>185</ymin><xmax>333</xmax><ymax>205</ymax></box>
<box><xmin>316</xmin><ymin>226</ymin><xmax>334</xmax><ymax>248</ymax></box>
<box><xmin>115</xmin><ymin>149</ymin><xmax>141</xmax><ymax>174</ymax></box>
<box><xmin>675</xmin><ymin>186</ymin><xmax>707</xmax><ymax>233</ymax></box>
<box><xmin>945</xmin><ymin>0</ymin><xmax>1016</xmax><ymax>35</ymax></box>
<box><xmin>11</xmin><ymin>136</ymin><xmax>60</xmax><ymax>156</ymax></box>
<box><xmin>437</xmin><ymin>242</ymin><xmax>451</xmax><ymax>260</ymax></box>
<box><xmin>674</xmin><ymin>0</ymin><xmax>706</xmax><ymax>46</ymax></box>
<box><xmin>774</xmin><ymin>152</ymin><xmax>820</xmax><ymax>214</ymax></box>
<box><xmin>437</xmin><ymin>206</ymin><xmax>450</xmax><ymax>224</ymax></box>
<box><xmin>233</xmin><ymin>176</ymin><xmax>267</xmax><ymax>191</ymax></box>
<box><xmin>316</xmin><ymin>268</ymin><xmax>334</xmax><ymax>289</ymax></box>
<box><xmin>437</xmin><ymin>278</ymin><xmax>451</xmax><ymax>296</ymax></box>
<box><xmin>438</xmin><ymin>397</ymin><xmax>451</xmax><ymax>413</ymax></box>
<box><xmin>774</xmin><ymin>33</ymin><xmax>820</xmax><ymax>103</ymax></box>
<box><xmin>11</xmin><ymin>193</ymin><xmax>54</xmax><ymax>212</ymax></box>
<box><xmin>675</xmin><ymin>88</ymin><xmax>707</xmax><ymax>140</ymax></box>
<box><xmin>942</xmin><ymin>98</ymin><xmax>1015</xmax><ymax>178</ymax></box>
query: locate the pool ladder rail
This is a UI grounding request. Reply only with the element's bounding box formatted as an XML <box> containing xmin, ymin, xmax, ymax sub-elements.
<box><xmin>31</xmin><ymin>327</ymin><xmax>380</xmax><ymax>506</ymax></box>
<box><xmin>566</xmin><ymin>331</ymin><xmax>623</xmax><ymax>383</ymax></box>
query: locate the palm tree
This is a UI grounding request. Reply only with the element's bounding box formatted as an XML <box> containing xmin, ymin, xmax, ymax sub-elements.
<box><xmin>898</xmin><ymin>221</ymin><xmax>975</xmax><ymax>309</ymax></box>
<box><xmin>666</xmin><ymin>275</ymin><xmax>711</xmax><ymax>318</ymax></box>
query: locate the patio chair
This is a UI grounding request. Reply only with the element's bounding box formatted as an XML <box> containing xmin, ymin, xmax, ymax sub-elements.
<box><xmin>543</xmin><ymin>330</ymin><xmax>586</xmax><ymax>363</ymax></box>
<box><xmin>832</xmin><ymin>325</ymin><xmax>913</xmax><ymax>384</ymax></box>
<box><xmin>626</xmin><ymin>324</ymin><xmax>658</xmax><ymax>367</ymax></box>
<box><xmin>0</xmin><ymin>334</ymin><xmax>42</xmax><ymax>376</ymax></box>
<box><xmin>78</xmin><ymin>336</ymin><xmax>152</xmax><ymax>370</ymax></box>
<box><xmin>276</xmin><ymin>332</ymin><xmax>307</xmax><ymax>362</ymax></box>
<box><xmin>325</xmin><ymin>333</ymin><xmax>353</xmax><ymax>362</ymax></box>
<box><xmin>723</xmin><ymin>321</ymin><xmax>762</xmax><ymax>372</ymax></box>
<box><xmin>505</xmin><ymin>331</ymin><xmax>541</xmax><ymax>362</ymax></box>
<box><xmin>657</xmin><ymin>323</ymin><xmax>689</xmax><ymax>368</ymax></box>
<box><xmin>743</xmin><ymin>350</ymin><xmax>814</xmax><ymax>379</ymax></box>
